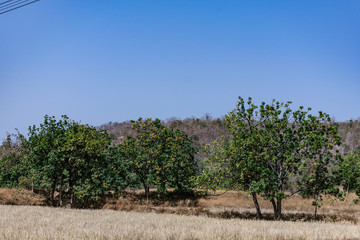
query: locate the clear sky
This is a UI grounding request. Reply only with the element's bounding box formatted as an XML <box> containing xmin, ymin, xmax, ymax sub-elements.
<box><xmin>1</xmin><ymin>0</ymin><xmax>359</xmax><ymax>140</ymax></box>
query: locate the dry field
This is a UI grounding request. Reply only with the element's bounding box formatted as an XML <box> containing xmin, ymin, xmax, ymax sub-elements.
<box><xmin>103</xmin><ymin>190</ymin><xmax>360</xmax><ymax>222</ymax></box>
<box><xmin>2</xmin><ymin>188</ymin><xmax>360</xmax><ymax>222</ymax></box>
<box><xmin>1</xmin><ymin>205</ymin><xmax>360</xmax><ymax>240</ymax></box>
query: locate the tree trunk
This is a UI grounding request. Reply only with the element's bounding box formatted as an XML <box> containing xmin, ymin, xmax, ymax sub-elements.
<box><xmin>51</xmin><ymin>183</ymin><xmax>56</xmax><ymax>207</ymax></box>
<box><xmin>314</xmin><ymin>194</ymin><xmax>319</xmax><ymax>219</ymax></box>
<box><xmin>270</xmin><ymin>198</ymin><xmax>282</xmax><ymax>220</ymax></box>
<box><xmin>276</xmin><ymin>198</ymin><xmax>282</xmax><ymax>220</ymax></box>
<box><xmin>31</xmin><ymin>175</ymin><xmax>34</xmax><ymax>193</ymax></box>
<box><xmin>252</xmin><ymin>192</ymin><xmax>262</xmax><ymax>219</ymax></box>
<box><xmin>59</xmin><ymin>174</ymin><xmax>63</xmax><ymax>207</ymax></box>
<box><xmin>271</xmin><ymin>199</ymin><xmax>278</xmax><ymax>220</ymax></box>
<box><xmin>69</xmin><ymin>179</ymin><xmax>76</xmax><ymax>208</ymax></box>
<box><xmin>71</xmin><ymin>193</ymin><xmax>75</xmax><ymax>208</ymax></box>
<box><xmin>144</xmin><ymin>184</ymin><xmax>149</xmax><ymax>204</ymax></box>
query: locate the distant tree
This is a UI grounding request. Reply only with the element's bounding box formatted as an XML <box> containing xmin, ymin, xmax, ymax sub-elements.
<box><xmin>0</xmin><ymin>133</ymin><xmax>27</xmax><ymax>188</ymax></box>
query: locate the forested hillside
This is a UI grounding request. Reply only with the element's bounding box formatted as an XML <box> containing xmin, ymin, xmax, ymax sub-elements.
<box><xmin>336</xmin><ymin>119</ymin><xmax>360</xmax><ymax>154</ymax></box>
<box><xmin>99</xmin><ymin>116</ymin><xmax>360</xmax><ymax>157</ymax></box>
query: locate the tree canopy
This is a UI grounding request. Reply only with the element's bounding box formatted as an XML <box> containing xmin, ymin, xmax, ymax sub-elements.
<box><xmin>119</xmin><ymin>118</ymin><xmax>197</xmax><ymax>201</ymax></box>
<box><xmin>26</xmin><ymin>115</ymin><xmax>116</xmax><ymax>207</ymax></box>
<box><xmin>198</xmin><ymin>97</ymin><xmax>343</xmax><ymax>220</ymax></box>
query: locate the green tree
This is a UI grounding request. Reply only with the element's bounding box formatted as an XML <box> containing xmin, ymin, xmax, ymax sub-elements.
<box><xmin>60</xmin><ymin>122</ymin><xmax>112</xmax><ymax>207</ymax></box>
<box><xmin>167</xmin><ymin>129</ymin><xmax>197</xmax><ymax>193</ymax></box>
<box><xmin>119</xmin><ymin>118</ymin><xmax>197</xmax><ymax>202</ymax></box>
<box><xmin>26</xmin><ymin>115</ymin><xmax>72</xmax><ymax>205</ymax></box>
<box><xmin>0</xmin><ymin>133</ymin><xmax>27</xmax><ymax>188</ymax></box>
<box><xmin>298</xmin><ymin>112</ymin><xmax>343</xmax><ymax>218</ymax></box>
<box><xmin>200</xmin><ymin>97</ymin><xmax>342</xmax><ymax>220</ymax></box>
<box><xmin>224</xmin><ymin>97</ymin><xmax>309</xmax><ymax>219</ymax></box>
<box><xmin>26</xmin><ymin>115</ymin><xmax>119</xmax><ymax>207</ymax></box>
<box><xmin>337</xmin><ymin>151</ymin><xmax>360</xmax><ymax>200</ymax></box>
<box><xmin>105</xmin><ymin>146</ymin><xmax>137</xmax><ymax>197</ymax></box>
<box><xmin>197</xmin><ymin>136</ymin><xmax>265</xmax><ymax>219</ymax></box>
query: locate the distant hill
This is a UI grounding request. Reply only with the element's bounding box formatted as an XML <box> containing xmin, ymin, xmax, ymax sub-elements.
<box><xmin>336</xmin><ymin>118</ymin><xmax>360</xmax><ymax>154</ymax></box>
<box><xmin>98</xmin><ymin>116</ymin><xmax>360</xmax><ymax>160</ymax></box>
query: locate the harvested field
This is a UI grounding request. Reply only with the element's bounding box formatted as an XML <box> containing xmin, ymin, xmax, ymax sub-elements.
<box><xmin>1</xmin><ymin>205</ymin><xmax>360</xmax><ymax>240</ymax></box>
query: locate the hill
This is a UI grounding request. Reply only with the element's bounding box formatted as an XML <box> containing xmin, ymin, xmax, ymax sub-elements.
<box><xmin>98</xmin><ymin>115</ymin><xmax>360</xmax><ymax>158</ymax></box>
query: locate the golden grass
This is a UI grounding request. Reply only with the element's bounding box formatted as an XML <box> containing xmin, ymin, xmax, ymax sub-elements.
<box><xmin>1</xmin><ymin>205</ymin><xmax>360</xmax><ymax>240</ymax></box>
<box><xmin>2</xmin><ymin>188</ymin><xmax>360</xmax><ymax>222</ymax></box>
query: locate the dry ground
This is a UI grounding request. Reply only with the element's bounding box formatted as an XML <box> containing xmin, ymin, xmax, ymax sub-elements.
<box><xmin>0</xmin><ymin>188</ymin><xmax>46</xmax><ymax>206</ymax></box>
<box><xmin>1</xmin><ymin>188</ymin><xmax>360</xmax><ymax>222</ymax></box>
<box><xmin>103</xmin><ymin>190</ymin><xmax>360</xmax><ymax>222</ymax></box>
<box><xmin>1</xmin><ymin>205</ymin><xmax>360</xmax><ymax>240</ymax></box>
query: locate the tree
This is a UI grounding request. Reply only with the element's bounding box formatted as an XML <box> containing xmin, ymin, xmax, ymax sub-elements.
<box><xmin>60</xmin><ymin>122</ymin><xmax>112</xmax><ymax>207</ymax></box>
<box><xmin>337</xmin><ymin>151</ymin><xmax>360</xmax><ymax>201</ymax></box>
<box><xmin>167</xmin><ymin>128</ymin><xmax>197</xmax><ymax>193</ymax></box>
<box><xmin>200</xmin><ymin>97</ymin><xmax>342</xmax><ymax>220</ymax></box>
<box><xmin>223</xmin><ymin>97</ymin><xmax>309</xmax><ymax>219</ymax></box>
<box><xmin>299</xmin><ymin>160</ymin><xmax>343</xmax><ymax>218</ymax></box>
<box><xmin>26</xmin><ymin>115</ymin><xmax>117</xmax><ymax>207</ymax></box>
<box><xmin>196</xmin><ymin>136</ymin><xmax>265</xmax><ymax>219</ymax></box>
<box><xmin>298</xmin><ymin>112</ymin><xmax>343</xmax><ymax>218</ymax></box>
<box><xmin>119</xmin><ymin>118</ymin><xmax>197</xmax><ymax>202</ymax></box>
<box><xmin>0</xmin><ymin>133</ymin><xmax>27</xmax><ymax>188</ymax></box>
<box><xmin>26</xmin><ymin>115</ymin><xmax>72</xmax><ymax>205</ymax></box>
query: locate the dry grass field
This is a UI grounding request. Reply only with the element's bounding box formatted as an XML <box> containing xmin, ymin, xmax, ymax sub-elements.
<box><xmin>103</xmin><ymin>190</ymin><xmax>360</xmax><ymax>222</ymax></box>
<box><xmin>2</xmin><ymin>188</ymin><xmax>360</xmax><ymax>221</ymax></box>
<box><xmin>1</xmin><ymin>188</ymin><xmax>360</xmax><ymax>239</ymax></box>
<box><xmin>1</xmin><ymin>205</ymin><xmax>360</xmax><ymax>240</ymax></box>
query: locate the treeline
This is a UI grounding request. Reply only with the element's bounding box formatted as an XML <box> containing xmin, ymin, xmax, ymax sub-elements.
<box><xmin>1</xmin><ymin>96</ymin><xmax>360</xmax><ymax>221</ymax></box>
<box><xmin>0</xmin><ymin>116</ymin><xmax>197</xmax><ymax>208</ymax></box>
<box><xmin>99</xmin><ymin>114</ymin><xmax>360</xmax><ymax>159</ymax></box>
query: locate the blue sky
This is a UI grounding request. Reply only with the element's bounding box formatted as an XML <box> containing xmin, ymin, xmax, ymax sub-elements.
<box><xmin>1</xmin><ymin>0</ymin><xmax>359</xmax><ymax>140</ymax></box>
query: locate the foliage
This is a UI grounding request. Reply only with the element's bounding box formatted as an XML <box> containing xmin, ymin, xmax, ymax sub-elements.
<box><xmin>104</xmin><ymin>146</ymin><xmax>137</xmax><ymax>197</ymax></box>
<box><xmin>195</xmin><ymin>138</ymin><xmax>233</xmax><ymax>192</ymax></box>
<box><xmin>25</xmin><ymin>115</ymin><xmax>124</xmax><ymax>207</ymax></box>
<box><xmin>0</xmin><ymin>133</ymin><xmax>27</xmax><ymax>188</ymax></box>
<box><xmin>199</xmin><ymin>97</ymin><xmax>343</xmax><ymax>220</ymax></box>
<box><xmin>119</xmin><ymin>118</ymin><xmax>197</xmax><ymax>201</ymax></box>
<box><xmin>60</xmin><ymin>122</ymin><xmax>112</xmax><ymax>204</ymax></box>
<box><xmin>298</xmin><ymin>112</ymin><xmax>343</xmax><ymax>217</ymax></box>
<box><xmin>337</xmin><ymin>151</ymin><xmax>360</xmax><ymax>202</ymax></box>
<box><xmin>25</xmin><ymin>115</ymin><xmax>72</xmax><ymax>204</ymax></box>
<box><xmin>99</xmin><ymin>115</ymin><xmax>360</xmax><ymax>161</ymax></box>
<box><xmin>223</xmin><ymin>97</ymin><xmax>309</xmax><ymax>219</ymax></box>
<box><xmin>0</xmin><ymin>109</ymin><xmax>357</xmax><ymax>213</ymax></box>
